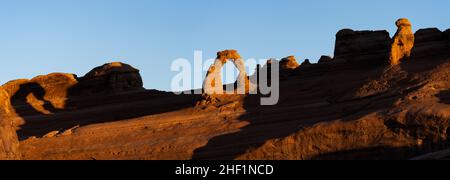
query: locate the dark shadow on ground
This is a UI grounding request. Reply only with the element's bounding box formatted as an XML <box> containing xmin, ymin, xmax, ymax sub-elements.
<box><xmin>437</xmin><ymin>89</ymin><xmax>450</xmax><ymax>105</ymax></box>
<box><xmin>12</xmin><ymin>82</ymin><xmax>202</xmax><ymax>140</ymax></box>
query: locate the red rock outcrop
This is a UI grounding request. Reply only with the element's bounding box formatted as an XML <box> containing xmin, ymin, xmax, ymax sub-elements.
<box><xmin>301</xmin><ymin>59</ymin><xmax>312</xmax><ymax>66</ymax></box>
<box><xmin>2</xmin><ymin>73</ymin><xmax>78</xmax><ymax>113</ymax></box>
<box><xmin>390</xmin><ymin>18</ymin><xmax>415</xmax><ymax>65</ymax></box>
<box><xmin>334</xmin><ymin>29</ymin><xmax>391</xmax><ymax>64</ymax></box>
<box><xmin>318</xmin><ymin>55</ymin><xmax>333</xmax><ymax>63</ymax></box>
<box><xmin>411</xmin><ymin>28</ymin><xmax>449</xmax><ymax>58</ymax></box>
<box><xmin>280</xmin><ymin>56</ymin><xmax>300</xmax><ymax>70</ymax></box>
<box><xmin>0</xmin><ymin>88</ymin><xmax>20</xmax><ymax>160</ymax></box>
<box><xmin>78</xmin><ymin>62</ymin><xmax>144</xmax><ymax>94</ymax></box>
<box><xmin>5</xmin><ymin>20</ymin><xmax>450</xmax><ymax>160</ymax></box>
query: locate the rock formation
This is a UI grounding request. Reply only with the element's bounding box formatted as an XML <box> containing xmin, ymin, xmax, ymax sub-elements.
<box><xmin>390</xmin><ymin>18</ymin><xmax>415</xmax><ymax>65</ymax></box>
<box><xmin>280</xmin><ymin>56</ymin><xmax>300</xmax><ymax>70</ymax></box>
<box><xmin>0</xmin><ymin>87</ymin><xmax>20</xmax><ymax>160</ymax></box>
<box><xmin>2</xmin><ymin>73</ymin><xmax>78</xmax><ymax>112</ymax></box>
<box><xmin>4</xmin><ymin>19</ymin><xmax>450</xmax><ymax>160</ymax></box>
<box><xmin>77</xmin><ymin>62</ymin><xmax>144</xmax><ymax>94</ymax></box>
<box><xmin>202</xmin><ymin>50</ymin><xmax>254</xmax><ymax>98</ymax></box>
<box><xmin>318</xmin><ymin>56</ymin><xmax>333</xmax><ymax>63</ymax></box>
<box><xmin>411</xmin><ymin>28</ymin><xmax>449</xmax><ymax>58</ymax></box>
<box><xmin>1</xmin><ymin>62</ymin><xmax>144</xmax><ymax>115</ymax></box>
<box><xmin>334</xmin><ymin>29</ymin><xmax>391</xmax><ymax>64</ymax></box>
<box><xmin>301</xmin><ymin>59</ymin><xmax>312</xmax><ymax>66</ymax></box>
<box><xmin>445</xmin><ymin>29</ymin><xmax>450</xmax><ymax>43</ymax></box>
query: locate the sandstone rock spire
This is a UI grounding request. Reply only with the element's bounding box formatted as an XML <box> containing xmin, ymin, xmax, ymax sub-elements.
<box><xmin>390</xmin><ymin>18</ymin><xmax>415</xmax><ymax>65</ymax></box>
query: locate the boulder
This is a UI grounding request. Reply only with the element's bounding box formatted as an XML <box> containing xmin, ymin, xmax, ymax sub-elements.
<box><xmin>0</xmin><ymin>88</ymin><xmax>20</xmax><ymax>160</ymax></box>
<box><xmin>318</xmin><ymin>56</ymin><xmax>333</xmax><ymax>63</ymax></box>
<box><xmin>79</xmin><ymin>62</ymin><xmax>144</xmax><ymax>94</ymax></box>
<box><xmin>390</xmin><ymin>18</ymin><xmax>415</xmax><ymax>65</ymax></box>
<box><xmin>334</xmin><ymin>29</ymin><xmax>391</xmax><ymax>64</ymax></box>
<box><xmin>280</xmin><ymin>56</ymin><xmax>300</xmax><ymax>70</ymax></box>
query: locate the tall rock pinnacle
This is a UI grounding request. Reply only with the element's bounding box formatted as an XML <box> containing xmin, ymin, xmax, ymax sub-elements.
<box><xmin>390</xmin><ymin>18</ymin><xmax>415</xmax><ymax>65</ymax></box>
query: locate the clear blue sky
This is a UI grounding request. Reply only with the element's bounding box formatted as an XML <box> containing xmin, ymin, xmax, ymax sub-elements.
<box><xmin>1</xmin><ymin>0</ymin><xmax>449</xmax><ymax>90</ymax></box>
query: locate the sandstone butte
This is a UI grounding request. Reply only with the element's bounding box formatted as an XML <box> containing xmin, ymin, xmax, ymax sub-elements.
<box><xmin>1</xmin><ymin>18</ymin><xmax>450</xmax><ymax>160</ymax></box>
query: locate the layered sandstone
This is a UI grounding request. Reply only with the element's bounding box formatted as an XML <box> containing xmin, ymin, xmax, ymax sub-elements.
<box><xmin>78</xmin><ymin>62</ymin><xmax>144</xmax><ymax>94</ymax></box>
<box><xmin>334</xmin><ymin>29</ymin><xmax>391</xmax><ymax>64</ymax></box>
<box><xmin>411</xmin><ymin>28</ymin><xmax>449</xmax><ymax>58</ymax></box>
<box><xmin>390</xmin><ymin>18</ymin><xmax>415</xmax><ymax>65</ymax></box>
<box><xmin>6</xmin><ymin>19</ymin><xmax>450</xmax><ymax>161</ymax></box>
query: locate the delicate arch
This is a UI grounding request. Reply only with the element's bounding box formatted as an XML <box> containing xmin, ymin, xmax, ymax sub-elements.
<box><xmin>203</xmin><ymin>50</ymin><xmax>255</xmax><ymax>96</ymax></box>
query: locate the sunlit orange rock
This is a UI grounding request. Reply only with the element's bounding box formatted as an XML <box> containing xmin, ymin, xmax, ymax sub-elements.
<box><xmin>2</xmin><ymin>73</ymin><xmax>78</xmax><ymax>110</ymax></box>
<box><xmin>280</xmin><ymin>56</ymin><xmax>300</xmax><ymax>70</ymax></box>
<box><xmin>201</xmin><ymin>50</ymin><xmax>255</xmax><ymax>105</ymax></box>
<box><xmin>204</xmin><ymin>50</ymin><xmax>247</xmax><ymax>95</ymax></box>
<box><xmin>0</xmin><ymin>87</ymin><xmax>20</xmax><ymax>160</ymax></box>
<box><xmin>390</xmin><ymin>18</ymin><xmax>415</xmax><ymax>65</ymax></box>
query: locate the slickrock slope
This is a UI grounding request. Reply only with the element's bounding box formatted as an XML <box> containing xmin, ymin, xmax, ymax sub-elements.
<box><xmin>2</xmin><ymin>19</ymin><xmax>450</xmax><ymax>160</ymax></box>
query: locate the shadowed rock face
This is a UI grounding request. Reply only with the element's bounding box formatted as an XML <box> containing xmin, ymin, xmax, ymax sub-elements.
<box><xmin>0</xmin><ymin>88</ymin><xmax>20</xmax><ymax>160</ymax></box>
<box><xmin>445</xmin><ymin>29</ymin><xmax>450</xmax><ymax>42</ymax></box>
<box><xmin>318</xmin><ymin>55</ymin><xmax>333</xmax><ymax>64</ymax></box>
<box><xmin>412</xmin><ymin>28</ymin><xmax>449</xmax><ymax>58</ymax></box>
<box><xmin>78</xmin><ymin>62</ymin><xmax>144</xmax><ymax>94</ymax></box>
<box><xmin>301</xmin><ymin>59</ymin><xmax>312</xmax><ymax>66</ymax></box>
<box><xmin>390</xmin><ymin>18</ymin><xmax>415</xmax><ymax>65</ymax></box>
<box><xmin>334</xmin><ymin>29</ymin><xmax>391</xmax><ymax>64</ymax></box>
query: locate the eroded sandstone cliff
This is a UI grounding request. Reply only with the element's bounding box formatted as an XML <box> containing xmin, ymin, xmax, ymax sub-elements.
<box><xmin>2</xmin><ymin>19</ymin><xmax>450</xmax><ymax>160</ymax></box>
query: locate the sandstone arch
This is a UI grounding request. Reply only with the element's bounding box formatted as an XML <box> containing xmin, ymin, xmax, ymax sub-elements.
<box><xmin>203</xmin><ymin>50</ymin><xmax>254</xmax><ymax>96</ymax></box>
